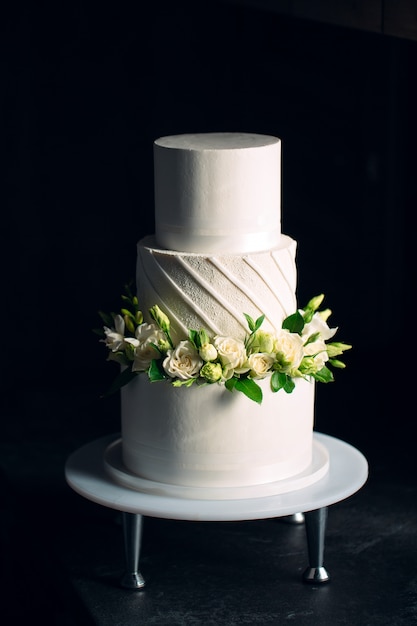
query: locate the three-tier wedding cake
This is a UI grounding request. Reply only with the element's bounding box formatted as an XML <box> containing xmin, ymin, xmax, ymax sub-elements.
<box><xmin>100</xmin><ymin>133</ymin><xmax>351</xmax><ymax>498</ymax></box>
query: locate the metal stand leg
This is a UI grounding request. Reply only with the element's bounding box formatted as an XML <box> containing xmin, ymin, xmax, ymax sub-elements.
<box><xmin>120</xmin><ymin>512</ymin><xmax>145</xmax><ymax>589</ymax></box>
<box><xmin>302</xmin><ymin>507</ymin><xmax>330</xmax><ymax>584</ymax></box>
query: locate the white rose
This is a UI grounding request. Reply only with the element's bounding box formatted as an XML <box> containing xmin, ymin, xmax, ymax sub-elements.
<box><xmin>131</xmin><ymin>322</ymin><xmax>167</xmax><ymax>372</ymax></box>
<box><xmin>213</xmin><ymin>336</ymin><xmax>248</xmax><ymax>379</ymax></box>
<box><xmin>247</xmin><ymin>352</ymin><xmax>275</xmax><ymax>378</ymax></box>
<box><xmin>213</xmin><ymin>336</ymin><xmax>247</xmax><ymax>368</ymax></box>
<box><xmin>163</xmin><ymin>340</ymin><xmax>203</xmax><ymax>380</ymax></box>
<box><xmin>274</xmin><ymin>329</ymin><xmax>304</xmax><ymax>372</ymax></box>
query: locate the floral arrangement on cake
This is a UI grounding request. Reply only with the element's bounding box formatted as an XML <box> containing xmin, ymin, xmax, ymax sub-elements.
<box><xmin>96</xmin><ymin>286</ymin><xmax>351</xmax><ymax>404</ymax></box>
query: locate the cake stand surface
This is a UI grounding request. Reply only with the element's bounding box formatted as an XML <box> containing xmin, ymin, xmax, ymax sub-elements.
<box><xmin>65</xmin><ymin>432</ymin><xmax>368</xmax><ymax>589</ymax></box>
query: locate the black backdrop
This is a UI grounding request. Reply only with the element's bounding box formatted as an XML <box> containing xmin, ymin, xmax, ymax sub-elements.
<box><xmin>2</xmin><ymin>1</ymin><xmax>416</xmax><ymax>468</ymax></box>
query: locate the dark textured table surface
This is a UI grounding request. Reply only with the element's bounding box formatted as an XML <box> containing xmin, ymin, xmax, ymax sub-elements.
<box><xmin>1</xmin><ymin>384</ymin><xmax>416</xmax><ymax>626</ymax></box>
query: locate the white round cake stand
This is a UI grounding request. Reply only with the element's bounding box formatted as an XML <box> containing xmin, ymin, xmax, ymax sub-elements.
<box><xmin>65</xmin><ymin>432</ymin><xmax>368</xmax><ymax>590</ymax></box>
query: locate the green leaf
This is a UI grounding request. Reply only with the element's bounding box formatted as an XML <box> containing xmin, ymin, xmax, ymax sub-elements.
<box><xmin>282</xmin><ymin>310</ymin><xmax>304</xmax><ymax>334</ymax></box>
<box><xmin>188</xmin><ymin>329</ymin><xmax>200</xmax><ymax>349</ymax></box>
<box><xmin>148</xmin><ymin>359</ymin><xmax>166</xmax><ymax>382</ymax></box>
<box><xmin>149</xmin><ymin>342</ymin><xmax>162</xmax><ymax>355</ymax></box>
<box><xmin>101</xmin><ymin>367</ymin><xmax>137</xmax><ymax>398</ymax></box>
<box><xmin>172</xmin><ymin>378</ymin><xmax>196</xmax><ymax>388</ymax></box>
<box><xmin>312</xmin><ymin>366</ymin><xmax>334</xmax><ymax>384</ymax></box>
<box><xmin>271</xmin><ymin>371</ymin><xmax>285</xmax><ymax>391</ymax></box>
<box><xmin>234</xmin><ymin>377</ymin><xmax>263</xmax><ymax>404</ymax></box>
<box><xmin>243</xmin><ymin>313</ymin><xmax>256</xmax><ymax>332</ymax></box>
<box><xmin>98</xmin><ymin>310</ymin><xmax>115</xmax><ymax>327</ymax></box>
<box><xmin>254</xmin><ymin>314</ymin><xmax>265</xmax><ymax>331</ymax></box>
<box><xmin>225</xmin><ymin>377</ymin><xmax>238</xmax><ymax>392</ymax></box>
<box><xmin>271</xmin><ymin>371</ymin><xmax>295</xmax><ymax>393</ymax></box>
<box><xmin>283</xmin><ymin>376</ymin><xmax>296</xmax><ymax>393</ymax></box>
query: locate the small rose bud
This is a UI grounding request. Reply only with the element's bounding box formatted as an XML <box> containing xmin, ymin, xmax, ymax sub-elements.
<box><xmin>317</xmin><ymin>308</ymin><xmax>332</xmax><ymax>323</ymax></box>
<box><xmin>124</xmin><ymin>314</ymin><xmax>135</xmax><ymax>334</ymax></box>
<box><xmin>298</xmin><ymin>356</ymin><xmax>318</xmax><ymax>375</ymax></box>
<box><xmin>303</xmin><ymin>294</ymin><xmax>325</xmax><ymax>323</ymax></box>
<box><xmin>198</xmin><ymin>329</ymin><xmax>210</xmax><ymax>347</ymax></box>
<box><xmin>326</xmin><ymin>342</ymin><xmax>352</xmax><ymax>357</ymax></box>
<box><xmin>329</xmin><ymin>358</ymin><xmax>346</xmax><ymax>369</ymax></box>
<box><xmin>157</xmin><ymin>338</ymin><xmax>171</xmax><ymax>354</ymax></box>
<box><xmin>247</xmin><ymin>329</ymin><xmax>275</xmax><ymax>354</ymax></box>
<box><xmin>149</xmin><ymin>305</ymin><xmax>170</xmax><ymax>332</ymax></box>
<box><xmin>200</xmin><ymin>361</ymin><xmax>223</xmax><ymax>383</ymax></box>
<box><xmin>199</xmin><ymin>342</ymin><xmax>218</xmax><ymax>362</ymax></box>
<box><xmin>306</xmin><ymin>294</ymin><xmax>325</xmax><ymax>312</ymax></box>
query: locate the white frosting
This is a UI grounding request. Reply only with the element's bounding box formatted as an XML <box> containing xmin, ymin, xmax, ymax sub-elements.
<box><xmin>121</xmin><ymin>376</ymin><xmax>315</xmax><ymax>488</ymax></box>
<box><xmin>137</xmin><ymin>234</ymin><xmax>297</xmax><ymax>344</ymax></box>
<box><xmin>116</xmin><ymin>131</ymin><xmax>322</xmax><ymax>490</ymax></box>
<box><xmin>154</xmin><ymin>133</ymin><xmax>281</xmax><ymax>253</ymax></box>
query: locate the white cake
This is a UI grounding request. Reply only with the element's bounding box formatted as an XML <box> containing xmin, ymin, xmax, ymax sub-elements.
<box><xmin>120</xmin><ymin>374</ymin><xmax>315</xmax><ymax>489</ymax></box>
<box><xmin>100</xmin><ymin>133</ymin><xmax>351</xmax><ymax>496</ymax></box>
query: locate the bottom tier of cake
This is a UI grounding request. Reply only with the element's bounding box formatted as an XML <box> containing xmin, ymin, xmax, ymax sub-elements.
<box><xmin>118</xmin><ymin>376</ymin><xmax>317</xmax><ymax>489</ymax></box>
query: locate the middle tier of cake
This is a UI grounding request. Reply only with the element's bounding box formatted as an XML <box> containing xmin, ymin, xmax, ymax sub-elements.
<box><xmin>137</xmin><ymin>234</ymin><xmax>297</xmax><ymax>344</ymax></box>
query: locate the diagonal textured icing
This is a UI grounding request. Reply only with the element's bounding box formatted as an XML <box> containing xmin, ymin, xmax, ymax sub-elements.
<box><xmin>137</xmin><ymin>234</ymin><xmax>297</xmax><ymax>343</ymax></box>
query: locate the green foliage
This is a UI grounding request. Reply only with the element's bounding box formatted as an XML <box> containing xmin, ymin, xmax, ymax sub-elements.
<box><xmin>225</xmin><ymin>376</ymin><xmax>263</xmax><ymax>403</ymax></box>
<box><xmin>282</xmin><ymin>310</ymin><xmax>304</xmax><ymax>334</ymax></box>
<box><xmin>98</xmin><ymin>289</ymin><xmax>351</xmax><ymax>404</ymax></box>
<box><xmin>271</xmin><ymin>371</ymin><xmax>295</xmax><ymax>394</ymax></box>
<box><xmin>148</xmin><ymin>359</ymin><xmax>166</xmax><ymax>382</ymax></box>
<box><xmin>101</xmin><ymin>367</ymin><xmax>137</xmax><ymax>398</ymax></box>
<box><xmin>244</xmin><ymin>313</ymin><xmax>265</xmax><ymax>333</ymax></box>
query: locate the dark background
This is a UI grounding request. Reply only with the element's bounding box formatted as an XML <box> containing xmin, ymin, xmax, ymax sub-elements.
<box><xmin>2</xmin><ymin>0</ymin><xmax>416</xmax><ymax>484</ymax></box>
<box><xmin>1</xmin><ymin>2</ymin><xmax>417</xmax><ymax>623</ymax></box>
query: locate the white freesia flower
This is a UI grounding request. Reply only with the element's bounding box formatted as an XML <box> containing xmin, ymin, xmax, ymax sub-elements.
<box><xmin>301</xmin><ymin>311</ymin><xmax>338</xmax><ymax>342</ymax></box>
<box><xmin>213</xmin><ymin>336</ymin><xmax>248</xmax><ymax>379</ymax></box>
<box><xmin>303</xmin><ymin>338</ymin><xmax>329</xmax><ymax>371</ymax></box>
<box><xmin>131</xmin><ymin>323</ymin><xmax>167</xmax><ymax>372</ymax></box>
<box><xmin>299</xmin><ymin>311</ymin><xmax>337</xmax><ymax>372</ymax></box>
<box><xmin>163</xmin><ymin>340</ymin><xmax>203</xmax><ymax>380</ymax></box>
<box><xmin>274</xmin><ymin>329</ymin><xmax>304</xmax><ymax>372</ymax></box>
<box><xmin>103</xmin><ymin>314</ymin><xmax>125</xmax><ymax>351</ymax></box>
<box><xmin>247</xmin><ymin>352</ymin><xmax>275</xmax><ymax>378</ymax></box>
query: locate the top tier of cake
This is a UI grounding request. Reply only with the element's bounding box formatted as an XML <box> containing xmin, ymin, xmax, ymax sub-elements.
<box><xmin>154</xmin><ymin>133</ymin><xmax>281</xmax><ymax>254</ymax></box>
